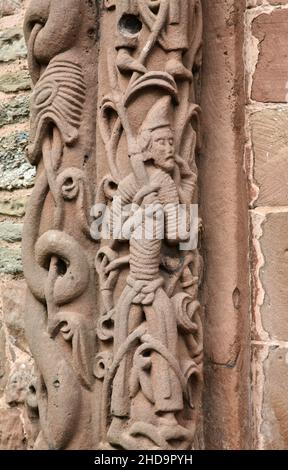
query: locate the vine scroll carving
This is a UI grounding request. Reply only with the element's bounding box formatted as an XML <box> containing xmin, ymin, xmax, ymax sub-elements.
<box><xmin>23</xmin><ymin>0</ymin><xmax>203</xmax><ymax>450</ymax></box>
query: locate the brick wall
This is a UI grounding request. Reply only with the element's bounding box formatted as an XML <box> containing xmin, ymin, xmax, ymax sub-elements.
<box><xmin>245</xmin><ymin>0</ymin><xmax>288</xmax><ymax>450</ymax></box>
<box><xmin>0</xmin><ymin>0</ymin><xmax>35</xmax><ymax>450</ymax></box>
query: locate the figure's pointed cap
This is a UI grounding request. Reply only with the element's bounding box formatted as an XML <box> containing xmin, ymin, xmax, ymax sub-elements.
<box><xmin>140</xmin><ymin>96</ymin><xmax>171</xmax><ymax>133</ymax></box>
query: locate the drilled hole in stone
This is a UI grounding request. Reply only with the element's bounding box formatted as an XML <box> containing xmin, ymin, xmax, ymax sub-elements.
<box><xmin>108</xmin><ymin>181</ymin><xmax>118</xmax><ymax>191</ymax></box>
<box><xmin>87</xmin><ymin>27</ymin><xmax>96</xmax><ymax>39</ymax></box>
<box><xmin>142</xmin><ymin>350</ymin><xmax>151</xmax><ymax>358</ymax></box>
<box><xmin>53</xmin><ymin>379</ymin><xmax>60</xmax><ymax>389</ymax></box>
<box><xmin>56</xmin><ymin>258</ymin><xmax>67</xmax><ymax>276</ymax></box>
<box><xmin>83</xmin><ymin>154</ymin><xmax>90</xmax><ymax>167</ymax></box>
<box><xmin>63</xmin><ymin>177</ymin><xmax>73</xmax><ymax>187</ymax></box>
<box><xmin>118</xmin><ymin>14</ymin><xmax>142</xmax><ymax>37</ymax></box>
<box><xmin>104</xmin><ymin>319</ymin><xmax>114</xmax><ymax>330</ymax></box>
<box><xmin>29</xmin><ymin>385</ymin><xmax>36</xmax><ymax>395</ymax></box>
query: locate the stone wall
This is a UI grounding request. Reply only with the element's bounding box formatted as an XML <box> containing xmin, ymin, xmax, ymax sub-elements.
<box><xmin>0</xmin><ymin>0</ymin><xmax>36</xmax><ymax>450</ymax></box>
<box><xmin>245</xmin><ymin>0</ymin><xmax>288</xmax><ymax>450</ymax></box>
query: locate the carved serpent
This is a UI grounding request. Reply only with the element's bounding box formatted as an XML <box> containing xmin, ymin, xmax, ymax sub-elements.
<box><xmin>22</xmin><ymin>165</ymin><xmax>90</xmax><ymax>306</ymax></box>
<box><xmin>25</xmin><ymin>291</ymin><xmax>82</xmax><ymax>450</ymax></box>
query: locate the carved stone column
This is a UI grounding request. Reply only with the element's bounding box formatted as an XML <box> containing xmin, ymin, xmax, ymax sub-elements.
<box><xmin>23</xmin><ymin>0</ymin><xmax>203</xmax><ymax>450</ymax></box>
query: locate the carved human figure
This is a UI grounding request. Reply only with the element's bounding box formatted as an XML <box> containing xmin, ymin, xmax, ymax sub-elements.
<box><xmin>114</xmin><ymin>0</ymin><xmax>194</xmax><ymax>80</ymax></box>
<box><xmin>97</xmin><ymin>97</ymin><xmax>197</xmax><ymax>448</ymax></box>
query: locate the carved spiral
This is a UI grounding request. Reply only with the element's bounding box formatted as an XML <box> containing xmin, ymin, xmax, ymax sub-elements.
<box><xmin>35</xmin><ymin>230</ymin><xmax>90</xmax><ymax>306</ymax></box>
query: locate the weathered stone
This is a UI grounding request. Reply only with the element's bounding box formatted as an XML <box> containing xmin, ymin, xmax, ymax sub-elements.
<box><xmin>5</xmin><ymin>361</ymin><xmax>33</xmax><ymax>407</ymax></box>
<box><xmin>3</xmin><ymin>361</ymin><xmax>38</xmax><ymax>450</ymax></box>
<box><xmin>0</xmin><ymin>28</ymin><xmax>27</xmax><ymax>63</ymax></box>
<box><xmin>200</xmin><ymin>0</ymin><xmax>250</xmax><ymax>451</ymax></box>
<box><xmin>0</xmin><ymin>222</ymin><xmax>22</xmax><ymax>243</ymax></box>
<box><xmin>247</xmin><ymin>0</ymin><xmax>288</xmax><ymax>5</ymax></box>
<box><xmin>0</xmin><ymin>71</ymin><xmax>31</xmax><ymax>93</ymax></box>
<box><xmin>250</xmin><ymin>108</ymin><xmax>288</xmax><ymax>206</ymax></box>
<box><xmin>22</xmin><ymin>0</ymin><xmax>204</xmax><ymax>451</ymax></box>
<box><xmin>252</xmin><ymin>10</ymin><xmax>288</xmax><ymax>103</ymax></box>
<box><xmin>2</xmin><ymin>280</ymin><xmax>27</xmax><ymax>351</ymax></box>
<box><xmin>262</xmin><ymin>347</ymin><xmax>288</xmax><ymax>450</ymax></box>
<box><xmin>0</xmin><ymin>247</ymin><xmax>22</xmax><ymax>274</ymax></box>
<box><xmin>0</xmin><ymin>132</ymin><xmax>35</xmax><ymax>190</ymax></box>
<box><xmin>22</xmin><ymin>405</ymin><xmax>40</xmax><ymax>451</ymax></box>
<box><xmin>0</xmin><ymin>323</ymin><xmax>5</xmax><ymax>377</ymax></box>
<box><xmin>0</xmin><ymin>322</ymin><xmax>8</xmax><ymax>394</ymax></box>
<box><xmin>0</xmin><ymin>194</ymin><xmax>28</xmax><ymax>217</ymax></box>
<box><xmin>0</xmin><ymin>408</ymin><xmax>26</xmax><ymax>450</ymax></box>
<box><xmin>0</xmin><ymin>95</ymin><xmax>30</xmax><ymax>128</ymax></box>
<box><xmin>0</xmin><ymin>0</ymin><xmax>20</xmax><ymax>18</ymax></box>
<box><xmin>257</xmin><ymin>210</ymin><xmax>288</xmax><ymax>342</ymax></box>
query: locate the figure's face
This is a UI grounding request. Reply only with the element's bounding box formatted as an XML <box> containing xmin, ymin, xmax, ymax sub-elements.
<box><xmin>150</xmin><ymin>127</ymin><xmax>175</xmax><ymax>173</ymax></box>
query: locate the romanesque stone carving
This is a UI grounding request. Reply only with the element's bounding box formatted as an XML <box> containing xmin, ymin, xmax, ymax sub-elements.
<box><xmin>23</xmin><ymin>0</ymin><xmax>99</xmax><ymax>450</ymax></box>
<box><xmin>23</xmin><ymin>0</ymin><xmax>203</xmax><ymax>450</ymax></box>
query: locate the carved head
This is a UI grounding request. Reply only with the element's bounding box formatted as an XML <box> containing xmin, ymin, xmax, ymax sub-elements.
<box><xmin>150</xmin><ymin>126</ymin><xmax>175</xmax><ymax>173</ymax></box>
<box><xmin>138</xmin><ymin>96</ymin><xmax>175</xmax><ymax>173</ymax></box>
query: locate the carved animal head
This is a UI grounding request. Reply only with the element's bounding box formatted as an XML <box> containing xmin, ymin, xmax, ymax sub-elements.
<box><xmin>28</xmin><ymin>59</ymin><xmax>86</xmax><ymax>164</ymax></box>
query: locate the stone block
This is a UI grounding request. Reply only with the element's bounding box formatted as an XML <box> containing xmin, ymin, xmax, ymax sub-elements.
<box><xmin>250</xmin><ymin>108</ymin><xmax>288</xmax><ymax>206</ymax></box>
<box><xmin>0</xmin><ymin>0</ymin><xmax>20</xmax><ymax>17</ymax></box>
<box><xmin>0</xmin><ymin>322</ymin><xmax>5</xmax><ymax>379</ymax></box>
<box><xmin>0</xmin><ymin>132</ymin><xmax>35</xmax><ymax>190</ymax></box>
<box><xmin>0</xmin><ymin>95</ymin><xmax>30</xmax><ymax>128</ymax></box>
<box><xmin>247</xmin><ymin>1</ymin><xmax>288</xmax><ymax>5</ymax></box>
<box><xmin>0</xmin><ymin>194</ymin><xmax>28</xmax><ymax>217</ymax></box>
<box><xmin>0</xmin><ymin>408</ymin><xmax>26</xmax><ymax>450</ymax></box>
<box><xmin>2</xmin><ymin>279</ymin><xmax>27</xmax><ymax>351</ymax></box>
<box><xmin>0</xmin><ymin>322</ymin><xmax>8</xmax><ymax>395</ymax></box>
<box><xmin>0</xmin><ymin>247</ymin><xmax>22</xmax><ymax>274</ymax></box>
<box><xmin>262</xmin><ymin>346</ymin><xmax>288</xmax><ymax>449</ymax></box>
<box><xmin>5</xmin><ymin>361</ymin><xmax>33</xmax><ymax>408</ymax></box>
<box><xmin>252</xmin><ymin>10</ymin><xmax>288</xmax><ymax>103</ymax></box>
<box><xmin>254</xmin><ymin>210</ymin><xmax>288</xmax><ymax>342</ymax></box>
<box><xmin>0</xmin><ymin>222</ymin><xmax>22</xmax><ymax>243</ymax></box>
<box><xmin>0</xmin><ymin>71</ymin><xmax>31</xmax><ymax>93</ymax></box>
<box><xmin>0</xmin><ymin>27</ymin><xmax>27</xmax><ymax>62</ymax></box>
